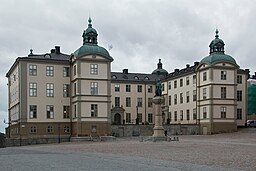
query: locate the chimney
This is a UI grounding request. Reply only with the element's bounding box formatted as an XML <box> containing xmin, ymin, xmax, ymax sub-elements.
<box><xmin>123</xmin><ymin>69</ymin><xmax>128</xmax><ymax>74</ymax></box>
<box><xmin>194</xmin><ymin>62</ymin><xmax>199</xmax><ymax>66</ymax></box>
<box><xmin>186</xmin><ymin>64</ymin><xmax>190</xmax><ymax>68</ymax></box>
<box><xmin>174</xmin><ymin>69</ymin><xmax>179</xmax><ymax>72</ymax></box>
<box><xmin>50</xmin><ymin>49</ymin><xmax>55</xmax><ymax>53</ymax></box>
<box><xmin>55</xmin><ymin>46</ymin><xmax>60</xmax><ymax>54</ymax></box>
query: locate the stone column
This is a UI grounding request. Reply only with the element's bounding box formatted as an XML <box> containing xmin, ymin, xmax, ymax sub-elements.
<box><xmin>152</xmin><ymin>96</ymin><xmax>165</xmax><ymax>137</ymax></box>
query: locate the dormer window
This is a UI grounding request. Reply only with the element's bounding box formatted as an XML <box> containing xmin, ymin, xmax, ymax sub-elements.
<box><xmin>144</xmin><ymin>76</ymin><xmax>149</xmax><ymax>80</ymax></box>
<box><xmin>134</xmin><ymin>76</ymin><xmax>139</xmax><ymax>80</ymax></box>
<box><xmin>112</xmin><ymin>75</ymin><xmax>117</xmax><ymax>79</ymax></box>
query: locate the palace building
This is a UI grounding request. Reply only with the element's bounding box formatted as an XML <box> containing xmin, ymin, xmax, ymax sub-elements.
<box><xmin>6</xmin><ymin>18</ymin><xmax>249</xmax><ymax>141</ymax></box>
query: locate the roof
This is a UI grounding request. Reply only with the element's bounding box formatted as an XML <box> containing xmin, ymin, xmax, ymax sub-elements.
<box><xmin>6</xmin><ymin>49</ymin><xmax>70</xmax><ymax>77</ymax></box>
<box><xmin>74</xmin><ymin>44</ymin><xmax>113</xmax><ymax>61</ymax></box>
<box><xmin>111</xmin><ymin>71</ymin><xmax>164</xmax><ymax>83</ymax></box>
<box><xmin>200</xmin><ymin>52</ymin><xmax>238</xmax><ymax>66</ymax></box>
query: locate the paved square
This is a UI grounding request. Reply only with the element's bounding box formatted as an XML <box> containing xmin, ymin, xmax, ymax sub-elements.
<box><xmin>0</xmin><ymin>128</ymin><xmax>255</xmax><ymax>171</ymax></box>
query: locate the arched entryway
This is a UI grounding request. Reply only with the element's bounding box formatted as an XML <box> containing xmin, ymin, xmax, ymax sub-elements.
<box><xmin>114</xmin><ymin>113</ymin><xmax>121</xmax><ymax>125</ymax></box>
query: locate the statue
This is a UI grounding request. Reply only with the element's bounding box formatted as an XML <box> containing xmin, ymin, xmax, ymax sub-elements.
<box><xmin>155</xmin><ymin>79</ymin><xmax>162</xmax><ymax>96</ymax></box>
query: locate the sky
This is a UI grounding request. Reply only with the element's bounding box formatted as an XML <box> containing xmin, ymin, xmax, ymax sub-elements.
<box><xmin>0</xmin><ymin>0</ymin><xmax>256</xmax><ymax>133</ymax></box>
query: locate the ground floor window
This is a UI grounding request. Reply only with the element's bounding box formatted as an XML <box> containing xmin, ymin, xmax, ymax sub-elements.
<box><xmin>126</xmin><ymin>113</ymin><xmax>131</xmax><ymax>123</ymax></box>
<box><xmin>64</xmin><ymin>126</ymin><xmax>70</xmax><ymax>133</ymax></box>
<box><xmin>47</xmin><ymin>125</ymin><xmax>53</xmax><ymax>133</ymax></box>
<box><xmin>148</xmin><ymin>113</ymin><xmax>153</xmax><ymax>123</ymax></box>
<box><xmin>30</xmin><ymin>126</ymin><xmax>37</xmax><ymax>133</ymax></box>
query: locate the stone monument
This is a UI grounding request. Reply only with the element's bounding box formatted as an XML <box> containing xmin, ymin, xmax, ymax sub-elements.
<box><xmin>152</xmin><ymin>79</ymin><xmax>166</xmax><ymax>140</ymax></box>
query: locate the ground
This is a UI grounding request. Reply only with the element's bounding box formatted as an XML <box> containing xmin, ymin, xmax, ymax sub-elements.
<box><xmin>0</xmin><ymin>128</ymin><xmax>255</xmax><ymax>171</ymax></box>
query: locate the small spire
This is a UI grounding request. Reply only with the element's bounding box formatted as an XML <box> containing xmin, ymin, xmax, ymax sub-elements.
<box><xmin>29</xmin><ymin>49</ymin><xmax>33</xmax><ymax>55</ymax></box>
<box><xmin>215</xmin><ymin>29</ymin><xmax>219</xmax><ymax>38</ymax></box>
<box><xmin>88</xmin><ymin>17</ymin><xmax>92</xmax><ymax>28</ymax></box>
<box><xmin>157</xmin><ymin>58</ymin><xmax>163</xmax><ymax>69</ymax></box>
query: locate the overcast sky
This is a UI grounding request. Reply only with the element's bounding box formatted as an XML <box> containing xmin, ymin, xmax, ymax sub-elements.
<box><xmin>0</xmin><ymin>0</ymin><xmax>256</xmax><ymax>132</ymax></box>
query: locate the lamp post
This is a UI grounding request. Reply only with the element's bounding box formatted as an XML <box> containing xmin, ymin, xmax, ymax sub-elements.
<box><xmin>58</xmin><ymin>123</ymin><xmax>60</xmax><ymax>143</ymax></box>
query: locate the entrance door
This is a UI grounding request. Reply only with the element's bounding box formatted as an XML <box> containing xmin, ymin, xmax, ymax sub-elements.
<box><xmin>203</xmin><ymin>127</ymin><xmax>208</xmax><ymax>135</ymax></box>
<box><xmin>114</xmin><ymin>113</ymin><xmax>121</xmax><ymax>125</ymax></box>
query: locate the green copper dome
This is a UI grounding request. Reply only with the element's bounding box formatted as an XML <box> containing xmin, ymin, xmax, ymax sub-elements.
<box><xmin>152</xmin><ymin>59</ymin><xmax>168</xmax><ymax>75</ymax></box>
<box><xmin>200</xmin><ymin>52</ymin><xmax>237</xmax><ymax>66</ymax></box>
<box><xmin>74</xmin><ymin>44</ymin><xmax>113</xmax><ymax>61</ymax></box>
<box><xmin>200</xmin><ymin>29</ymin><xmax>238</xmax><ymax>67</ymax></box>
<box><xmin>74</xmin><ymin>17</ymin><xmax>113</xmax><ymax>61</ymax></box>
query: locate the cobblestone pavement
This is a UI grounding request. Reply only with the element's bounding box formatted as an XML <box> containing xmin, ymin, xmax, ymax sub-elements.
<box><xmin>0</xmin><ymin>128</ymin><xmax>256</xmax><ymax>171</ymax></box>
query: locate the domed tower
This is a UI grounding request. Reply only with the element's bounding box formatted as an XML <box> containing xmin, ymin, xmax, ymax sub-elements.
<box><xmin>152</xmin><ymin>59</ymin><xmax>168</xmax><ymax>76</ymax></box>
<box><xmin>71</xmin><ymin>18</ymin><xmax>113</xmax><ymax>137</ymax></box>
<box><xmin>196</xmin><ymin>29</ymin><xmax>239</xmax><ymax>134</ymax></box>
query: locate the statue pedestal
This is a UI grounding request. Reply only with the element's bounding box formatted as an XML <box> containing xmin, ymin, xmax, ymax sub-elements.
<box><xmin>152</xmin><ymin>96</ymin><xmax>165</xmax><ymax>138</ymax></box>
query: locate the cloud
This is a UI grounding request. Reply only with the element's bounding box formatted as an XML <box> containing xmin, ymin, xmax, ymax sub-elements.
<box><xmin>0</xmin><ymin>0</ymin><xmax>256</xmax><ymax>132</ymax></box>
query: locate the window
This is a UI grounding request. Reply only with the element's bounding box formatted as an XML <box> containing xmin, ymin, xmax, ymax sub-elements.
<box><xmin>63</xmin><ymin>84</ymin><xmax>70</xmax><ymax>97</ymax></box>
<box><xmin>114</xmin><ymin>84</ymin><xmax>120</xmax><ymax>92</ymax></box>
<box><xmin>91</xmin><ymin>104</ymin><xmax>98</xmax><ymax>117</ymax></box>
<box><xmin>63</xmin><ymin>106</ymin><xmax>70</xmax><ymax>119</ymax></box>
<box><xmin>174</xmin><ymin>111</ymin><xmax>177</xmax><ymax>121</ymax></box>
<box><xmin>221</xmin><ymin>87</ymin><xmax>226</xmax><ymax>99</ymax></box>
<box><xmin>29</xmin><ymin>64</ymin><xmax>37</xmax><ymax>76</ymax></box>
<box><xmin>168</xmin><ymin>81</ymin><xmax>171</xmax><ymax>90</ymax></box>
<box><xmin>237</xmin><ymin>90</ymin><xmax>242</xmax><ymax>101</ymax></box>
<box><xmin>180</xmin><ymin>93</ymin><xmax>183</xmax><ymax>104</ymax></box>
<box><xmin>168</xmin><ymin>95</ymin><xmax>171</xmax><ymax>105</ymax></box>
<box><xmin>47</xmin><ymin>126</ymin><xmax>53</xmax><ymax>133</ymax></box>
<box><xmin>186</xmin><ymin>91</ymin><xmax>189</xmax><ymax>103</ymax></box>
<box><xmin>138</xmin><ymin>113</ymin><xmax>142</xmax><ymax>123</ymax></box>
<box><xmin>134</xmin><ymin>76</ymin><xmax>139</xmax><ymax>80</ymax></box>
<box><xmin>137</xmin><ymin>85</ymin><xmax>142</xmax><ymax>92</ymax></box>
<box><xmin>186</xmin><ymin>109</ymin><xmax>190</xmax><ymax>120</ymax></box>
<box><xmin>30</xmin><ymin>126</ymin><xmax>37</xmax><ymax>133</ymax></box>
<box><xmin>237</xmin><ymin>75</ymin><xmax>242</xmax><ymax>84</ymax></box>
<box><xmin>203</xmin><ymin>72</ymin><xmax>207</xmax><ymax>81</ymax></box>
<box><xmin>148</xmin><ymin>98</ymin><xmax>153</xmax><ymax>107</ymax></box>
<box><xmin>237</xmin><ymin>108</ymin><xmax>242</xmax><ymax>120</ymax></box>
<box><xmin>91</xmin><ymin>82</ymin><xmax>98</xmax><ymax>95</ymax></box>
<box><xmin>193</xmin><ymin>90</ymin><xmax>197</xmax><ymax>101</ymax></box>
<box><xmin>74</xmin><ymin>104</ymin><xmax>77</xmax><ymax>118</ymax></box>
<box><xmin>193</xmin><ymin>108</ymin><xmax>197</xmax><ymax>120</ymax></box>
<box><xmin>180</xmin><ymin>110</ymin><xmax>183</xmax><ymax>121</ymax></box>
<box><xmin>148</xmin><ymin>85</ymin><xmax>153</xmax><ymax>93</ymax></box>
<box><xmin>115</xmin><ymin>97</ymin><xmax>120</xmax><ymax>107</ymax></box>
<box><xmin>29</xmin><ymin>83</ymin><xmax>37</xmax><ymax>97</ymax></box>
<box><xmin>64</xmin><ymin>126</ymin><xmax>70</xmax><ymax>133</ymax></box>
<box><xmin>203</xmin><ymin>88</ymin><xmax>207</xmax><ymax>99</ymax></box>
<box><xmin>221</xmin><ymin>71</ymin><xmax>227</xmax><ymax>80</ymax></box>
<box><xmin>46</xmin><ymin>66</ymin><xmax>54</xmax><ymax>76</ymax></box>
<box><xmin>73</xmin><ymin>65</ymin><xmax>76</xmax><ymax>76</ymax></box>
<box><xmin>180</xmin><ymin>79</ymin><xmax>183</xmax><ymax>87</ymax></box>
<box><xmin>162</xmin><ymin>84</ymin><xmax>165</xmax><ymax>91</ymax></box>
<box><xmin>126</xmin><ymin>97</ymin><xmax>131</xmax><ymax>107</ymax></box>
<box><xmin>126</xmin><ymin>85</ymin><xmax>131</xmax><ymax>92</ymax></box>
<box><xmin>186</xmin><ymin>77</ymin><xmax>189</xmax><ymax>85</ymax></box>
<box><xmin>63</xmin><ymin>67</ymin><xmax>70</xmax><ymax>77</ymax></box>
<box><xmin>174</xmin><ymin>80</ymin><xmax>177</xmax><ymax>88</ymax></box>
<box><xmin>126</xmin><ymin>113</ymin><xmax>131</xmax><ymax>123</ymax></box>
<box><xmin>148</xmin><ymin>113</ymin><xmax>153</xmax><ymax>123</ymax></box>
<box><xmin>29</xmin><ymin>105</ymin><xmax>37</xmax><ymax>119</ymax></box>
<box><xmin>193</xmin><ymin>75</ymin><xmax>196</xmax><ymax>84</ymax></box>
<box><xmin>90</xmin><ymin>64</ymin><xmax>98</xmax><ymax>75</ymax></box>
<box><xmin>174</xmin><ymin>94</ymin><xmax>177</xmax><ymax>105</ymax></box>
<box><xmin>74</xmin><ymin>82</ymin><xmax>77</xmax><ymax>95</ymax></box>
<box><xmin>203</xmin><ymin>107</ymin><xmax>207</xmax><ymax>119</ymax></box>
<box><xmin>137</xmin><ymin>98</ymin><xmax>142</xmax><ymax>107</ymax></box>
<box><xmin>220</xmin><ymin>107</ymin><xmax>226</xmax><ymax>118</ymax></box>
<box><xmin>46</xmin><ymin>83</ymin><xmax>54</xmax><ymax>97</ymax></box>
<box><xmin>46</xmin><ymin>105</ymin><xmax>54</xmax><ymax>119</ymax></box>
